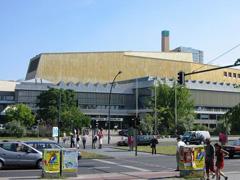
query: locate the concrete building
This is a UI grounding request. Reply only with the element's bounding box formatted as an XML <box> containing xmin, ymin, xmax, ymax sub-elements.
<box><xmin>2</xmin><ymin>30</ymin><xmax>240</xmax><ymax>128</ymax></box>
<box><xmin>0</xmin><ymin>81</ymin><xmax>16</xmax><ymax>116</ymax></box>
<box><xmin>1</xmin><ymin>77</ymin><xmax>240</xmax><ymax>128</ymax></box>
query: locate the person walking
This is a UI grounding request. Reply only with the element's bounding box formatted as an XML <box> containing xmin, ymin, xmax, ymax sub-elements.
<box><xmin>92</xmin><ymin>134</ymin><xmax>98</xmax><ymax>149</ymax></box>
<box><xmin>214</xmin><ymin>143</ymin><xmax>229</xmax><ymax>180</ymax></box>
<box><xmin>76</xmin><ymin>133</ymin><xmax>80</xmax><ymax>149</ymax></box>
<box><xmin>82</xmin><ymin>133</ymin><xmax>87</xmax><ymax>149</ymax></box>
<box><xmin>70</xmin><ymin>134</ymin><xmax>75</xmax><ymax>148</ymax></box>
<box><xmin>150</xmin><ymin>135</ymin><xmax>158</xmax><ymax>155</ymax></box>
<box><xmin>176</xmin><ymin>136</ymin><xmax>185</xmax><ymax>171</ymax></box>
<box><xmin>205</xmin><ymin>138</ymin><xmax>215</xmax><ymax>180</ymax></box>
<box><xmin>98</xmin><ymin>128</ymin><xmax>103</xmax><ymax>149</ymax></box>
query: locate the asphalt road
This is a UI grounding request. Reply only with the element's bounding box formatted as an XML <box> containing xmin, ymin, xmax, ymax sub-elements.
<box><xmin>1</xmin><ymin>152</ymin><xmax>240</xmax><ymax>178</ymax></box>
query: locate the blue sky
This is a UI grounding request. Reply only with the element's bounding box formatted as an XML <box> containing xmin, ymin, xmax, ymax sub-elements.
<box><xmin>0</xmin><ymin>0</ymin><xmax>240</xmax><ymax>80</ymax></box>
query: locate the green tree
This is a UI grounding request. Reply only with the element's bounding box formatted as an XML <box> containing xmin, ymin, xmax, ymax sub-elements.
<box><xmin>5</xmin><ymin>104</ymin><xmax>35</xmax><ymax>127</ymax></box>
<box><xmin>37</xmin><ymin>88</ymin><xmax>77</xmax><ymax>126</ymax></box>
<box><xmin>148</xmin><ymin>82</ymin><xmax>195</xmax><ymax>135</ymax></box>
<box><xmin>140</xmin><ymin>114</ymin><xmax>154</xmax><ymax>134</ymax></box>
<box><xmin>37</xmin><ymin>88</ymin><xmax>90</xmax><ymax>132</ymax></box>
<box><xmin>217</xmin><ymin>103</ymin><xmax>240</xmax><ymax>135</ymax></box>
<box><xmin>61</xmin><ymin>106</ymin><xmax>91</xmax><ymax>132</ymax></box>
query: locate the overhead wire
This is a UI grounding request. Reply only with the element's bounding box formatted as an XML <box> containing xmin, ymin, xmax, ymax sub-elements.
<box><xmin>192</xmin><ymin>43</ymin><xmax>240</xmax><ymax>73</ymax></box>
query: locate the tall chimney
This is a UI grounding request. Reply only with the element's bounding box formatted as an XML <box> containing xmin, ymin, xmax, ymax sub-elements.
<box><xmin>161</xmin><ymin>30</ymin><xmax>170</xmax><ymax>52</ymax></box>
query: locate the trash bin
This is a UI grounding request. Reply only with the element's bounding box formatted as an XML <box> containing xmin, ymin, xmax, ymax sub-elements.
<box><xmin>179</xmin><ymin>145</ymin><xmax>205</xmax><ymax>179</ymax></box>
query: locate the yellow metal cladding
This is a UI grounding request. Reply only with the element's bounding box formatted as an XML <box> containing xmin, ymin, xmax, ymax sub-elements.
<box><xmin>31</xmin><ymin>52</ymin><xmax>240</xmax><ymax>84</ymax></box>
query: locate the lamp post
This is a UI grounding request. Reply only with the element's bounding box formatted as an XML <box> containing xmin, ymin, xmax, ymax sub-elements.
<box><xmin>174</xmin><ymin>81</ymin><xmax>178</xmax><ymax>136</ymax></box>
<box><xmin>108</xmin><ymin>71</ymin><xmax>122</xmax><ymax>144</ymax></box>
<box><xmin>57</xmin><ymin>89</ymin><xmax>61</xmax><ymax>144</ymax></box>
<box><xmin>154</xmin><ymin>79</ymin><xmax>159</xmax><ymax>135</ymax></box>
<box><xmin>48</xmin><ymin>86</ymin><xmax>61</xmax><ymax>143</ymax></box>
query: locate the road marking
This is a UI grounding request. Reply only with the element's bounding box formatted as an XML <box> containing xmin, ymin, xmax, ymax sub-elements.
<box><xmin>93</xmin><ymin>159</ymin><xmax>118</xmax><ymax>165</ymax></box>
<box><xmin>0</xmin><ymin>169</ymin><xmax>40</xmax><ymax>173</ymax></box>
<box><xmin>93</xmin><ymin>159</ymin><xmax>150</xmax><ymax>172</ymax></box>
<box><xmin>118</xmin><ymin>165</ymin><xmax>150</xmax><ymax>172</ymax></box>
<box><xmin>226</xmin><ymin>171</ymin><xmax>240</xmax><ymax>174</ymax></box>
<box><xmin>88</xmin><ymin>166</ymin><xmax>111</xmax><ymax>169</ymax></box>
<box><xmin>0</xmin><ymin>176</ymin><xmax>40</xmax><ymax>179</ymax></box>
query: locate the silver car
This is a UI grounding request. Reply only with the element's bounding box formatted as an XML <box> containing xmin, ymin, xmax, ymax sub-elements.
<box><xmin>0</xmin><ymin>141</ymin><xmax>42</xmax><ymax>169</ymax></box>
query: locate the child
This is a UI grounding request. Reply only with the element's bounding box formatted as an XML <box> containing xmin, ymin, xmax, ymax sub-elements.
<box><xmin>214</xmin><ymin>143</ymin><xmax>229</xmax><ymax>180</ymax></box>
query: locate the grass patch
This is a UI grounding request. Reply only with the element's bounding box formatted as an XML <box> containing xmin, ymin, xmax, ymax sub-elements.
<box><xmin>115</xmin><ymin>145</ymin><xmax>176</xmax><ymax>155</ymax></box>
<box><xmin>81</xmin><ymin>151</ymin><xmax>110</xmax><ymax>159</ymax></box>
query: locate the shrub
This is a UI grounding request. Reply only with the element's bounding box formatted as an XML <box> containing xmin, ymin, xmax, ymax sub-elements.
<box><xmin>5</xmin><ymin>120</ymin><xmax>26</xmax><ymax>137</ymax></box>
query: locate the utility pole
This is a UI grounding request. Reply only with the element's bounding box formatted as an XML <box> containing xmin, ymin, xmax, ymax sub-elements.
<box><xmin>108</xmin><ymin>71</ymin><xmax>122</xmax><ymax>144</ymax></box>
<box><xmin>135</xmin><ymin>78</ymin><xmax>138</xmax><ymax>156</ymax></box>
<box><xmin>58</xmin><ymin>90</ymin><xmax>61</xmax><ymax>144</ymax></box>
<box><xmin>174</xmin><ymin>81</ymin><xmax>177</xmax><ymax>136</ymax></box>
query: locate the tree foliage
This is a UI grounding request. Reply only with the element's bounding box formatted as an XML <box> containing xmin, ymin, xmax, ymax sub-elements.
<box><xmin>217</xmin><ymin>103</ymin><xmax>240</xmax><ymax>135</ymax></box>
<box><xmin>145</xmin><ymin>82</ymin><xmax>195</xmax><ymax>135</ymax></box>
<box><xmin>139</xmin><ymin>114</ymin><xmax>154</xmax><ymax>134</ymax></box>
<box><xmin>5</xmin><ymin>120</ymin><xmax>26</xmax><ymax>137</ymax></box>
<box><xmin>61</xmin><ymin>106</ymin><xmax>91</xmax><ymax>132</ymax></box>
<box><xmin>5</xmin><ymin>104</ymin><xmax>35</xmax><ymax>127</ymax></box>
<box><xmin>37</xmin><ymin>88</ymin><xmax>90</xmax><ymax>132</ymax></box>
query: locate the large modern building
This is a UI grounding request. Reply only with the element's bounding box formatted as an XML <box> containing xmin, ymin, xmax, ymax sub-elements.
<box><xmin>25</xmin><ymin>31</ymin><xmax>240</xmax><ymax>85</ymax></box>
<box><xmin>25</xmin><ymin>51</ymin><xmax>240</xmax><ymax>85</ymax></box>
<box><xmin>1</xmin><ymin>77</ymin><xmax>240</xmax><ymax>129</ymax></box>
<box><xmin>172</xmin><ymin>46</ymin><xmax>204</xmax><ymax>63</ymax></box>
<box><xmin>1</xmin><ymin>30</ymin><xmax>240</xmax><ymax>129</ymax></box>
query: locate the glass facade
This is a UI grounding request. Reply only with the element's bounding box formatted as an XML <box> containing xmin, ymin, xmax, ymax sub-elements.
<box><xmin>172</xmin><ymin>46</ymin><xmax>204</xmax><ymax>63</ymax></box>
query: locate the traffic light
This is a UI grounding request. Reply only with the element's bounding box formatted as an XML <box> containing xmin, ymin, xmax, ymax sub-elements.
<box><xmin>177</xmin><ymin>71</ymin><xmax>185</xmax><ymax>85</ymax></box>
<box><xmin>92</xmin><ymin>120</ymin><xmax>98</xmax><ymax>129</ymax></box>
<box><xmin>134</xmin><ymin>116</ymin><xmax>141</xmax><ymax>128</ymax></box>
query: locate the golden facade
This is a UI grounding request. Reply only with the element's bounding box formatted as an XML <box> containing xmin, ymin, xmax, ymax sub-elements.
<box><xmin>26</xmin><ymin>51</ymin><xmax>240</xmax><ymax>84</ymax></box>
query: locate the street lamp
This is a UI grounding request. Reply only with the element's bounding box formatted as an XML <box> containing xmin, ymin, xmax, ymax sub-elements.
<box><xmin>153</xmin><ymin>79</ymin><xmax>160</xmax><ymax>135</ymax></box>
<box><xmin>58</xmin><ymin>90</ymin><xmax>61</xmax><ymax>144</ymax></box>
<box><xmin>108</xmin><ymin>71</ymin><xmax>122</xmax><ymax>144</ymax></box>
<box><xmin>48</xmin><ymin>86</ymin><xmax>61</xmax><ymax>144</ymax></box>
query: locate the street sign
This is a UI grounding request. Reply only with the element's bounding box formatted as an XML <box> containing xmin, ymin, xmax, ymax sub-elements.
<box><xmin>52</xmin><ymin>127</ymin><xmax>58</xmax><ymax>137</ymax></box>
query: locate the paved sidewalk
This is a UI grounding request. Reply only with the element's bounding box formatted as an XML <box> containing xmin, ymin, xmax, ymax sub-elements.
<box><xmin>71</xmin><ymin>171</ymin><xmax>240</xmax><ymax>180</ymax></box>
<box><xmin>72</xmin><ymin>171</ymin><xmax>179</xmax><ymax>180</ymax></box>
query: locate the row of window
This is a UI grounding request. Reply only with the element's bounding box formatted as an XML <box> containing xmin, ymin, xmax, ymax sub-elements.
<box><xmin>79</xmin><ymin>105</ymin><xmax>125</xmax><ymax>110</ymax></box>
<box><xmin>224</xmin><ymin>71</ymin><xmax>240</xmax><ymax>78</ymax></box>
<box><xmin>0</xmin><ymin>95</ymin><xmax>14</xmax><ymax>101</ymax></box>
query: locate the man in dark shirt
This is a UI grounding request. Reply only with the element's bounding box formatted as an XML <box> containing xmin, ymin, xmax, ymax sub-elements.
<box><xmin>205</xmin><ymin>138</ymin><xmax>215</xmax><ymax>180</ymax></box>
<box><xmin>150</xmin><ymin>136</ymin><xmax>158</xmax><ymax>155</ymax></box>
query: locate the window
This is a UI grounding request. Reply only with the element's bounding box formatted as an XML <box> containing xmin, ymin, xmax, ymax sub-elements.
<box><xmin>224</xmin><ymin>72</ymin><xmax>227</xmax><ymax>77</ymax></box>
<box><xmin>228</xmin><ymin>72</ymin><xmax>232</xmax><ymax>77</ymax></box>
<box><xmin>238</xmin><ymin>74</ymin><xmax>240</xmax><ymax>78</ymax></box>
<box><xmin>233</xmin><ymin>73</ymin><xmax>236</xmax><ymax>78</ymax></box>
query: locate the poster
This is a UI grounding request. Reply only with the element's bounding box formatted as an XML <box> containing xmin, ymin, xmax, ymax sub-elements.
<box><xmin>179</xmin><ymin>145</ymin><xmax>205</xmax><ymax>178</ymax></box>
<box><xmin>62</xmin><ymin>150</ymin><xmax>78</xmax><ymax>173</ymax></box>
<box><xmin>52</xmin><ymin>127</ymin><xmax>58</xmax><ymax>137</ymax></box>
<box><xmin>43</xmin><ymin>149</ymin><xmax>60</xmax><ymax>173</ymax></box>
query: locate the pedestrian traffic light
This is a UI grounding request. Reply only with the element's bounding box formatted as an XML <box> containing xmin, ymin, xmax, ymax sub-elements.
<box><xmin>177</xmin><ymin>71</ymin><xmax>185</xmax><ymax>85</ymax></box>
